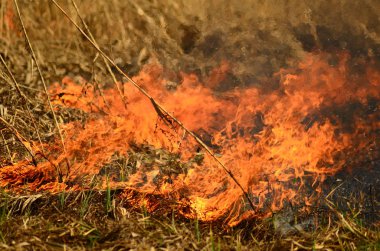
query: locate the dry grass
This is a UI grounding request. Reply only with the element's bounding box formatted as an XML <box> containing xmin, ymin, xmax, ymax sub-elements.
<box><xmin>0</xmin><ymin>188</ymin><xmax>378</xmax><ymax>250</ymax></box>
<box><xmin>0</xmin><ymin>1</ymin><xmax>379</xmax><ymax>250</ymax></box>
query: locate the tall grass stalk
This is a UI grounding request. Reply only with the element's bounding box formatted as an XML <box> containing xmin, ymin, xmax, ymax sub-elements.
<box><xmin>105</xmin><ymin>175</ymin><xmax>111</xmax><ymax>213</ymax></box>
<box><xmin>195</xmin><ymin>217</ymin><xmax>200</xmax><ymax>243</ymax></box>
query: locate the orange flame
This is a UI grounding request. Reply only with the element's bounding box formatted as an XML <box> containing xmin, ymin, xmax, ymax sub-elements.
<box><xmin>1</xmin><ymin>1</ymin><xmax>16</xmax><ymax>33</ymax></box>
<box><xmin>1</xmin><ymin>52</ymin><xmax>379</xmax><ymax>225</ymax></box>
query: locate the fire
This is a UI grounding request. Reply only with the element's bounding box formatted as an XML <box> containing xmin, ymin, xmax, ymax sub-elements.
<box><xmin>1</xmin><ymin>1</ymin><xmax>15</xmax><ymax>33</ymax></box>
<box><xmin>0</xmin><ymin>52</ymin><xmax>379</xmax><ymax>225</ymax></box>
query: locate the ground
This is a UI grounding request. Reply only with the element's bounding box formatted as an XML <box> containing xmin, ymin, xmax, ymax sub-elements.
<box><xmin>0</xmin><ymin>1</ymin><xmax>379</xmax><ymax>250</ymax></box>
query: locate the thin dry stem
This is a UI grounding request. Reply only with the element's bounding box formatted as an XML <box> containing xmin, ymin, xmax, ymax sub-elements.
<box><xmin>0</xmin><ymin>116</ymin><xmax>37</xmax><ymax>165</ymax></box>
<box><xmin>1</xmin><ymin>130</ymin><xmax>12</xmax><ymax>161</ymax></box>
<box><xmin>70</xmin><ymin>0</ymin><xmax>128</xmax><ymax>109</ymax></box>
<box><xmin>13</xmin><ymin>0</ymin><xmax>68</xmax><ymax>180</ymax></box>
<box><xmin>0</xmin><ymin>54</ymin><xmax>29</xmax><ymax>103</ymax></box>
<box><xmin>0</xmin><ymin>54</ymin><xmax>45</xmax><ymax>153</ymax></box>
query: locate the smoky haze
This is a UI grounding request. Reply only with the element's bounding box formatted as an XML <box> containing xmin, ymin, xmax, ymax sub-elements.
<box><xmin>5</xmin><ymin>0</ymin><xmax>380</xmax><ymax>88</ymax></box>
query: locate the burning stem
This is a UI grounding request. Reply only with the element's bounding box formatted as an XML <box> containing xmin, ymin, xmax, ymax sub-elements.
<box><xmin>50</xmin><ymin>0</ymin><xmax>257</xmax><ymax>213</ymax></box>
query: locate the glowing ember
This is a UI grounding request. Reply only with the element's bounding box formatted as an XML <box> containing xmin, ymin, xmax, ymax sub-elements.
<box><xmin>0</xmin><ymin>52</ymin><xmax>379</xmax><ymax>225</ymax></box>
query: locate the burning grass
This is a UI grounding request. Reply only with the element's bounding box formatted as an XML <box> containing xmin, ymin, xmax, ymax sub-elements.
<box><xmin>0</xmin><ymin>0</ymin><xmax>379</xmax><ymax>250</ymax></box>
<box><xmin>2</xmin><ymin>53</ymin><xmax>378</xmax><ymax>225</ymax></box>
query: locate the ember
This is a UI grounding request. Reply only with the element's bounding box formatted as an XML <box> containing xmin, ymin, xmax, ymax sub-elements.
<box><xmin>1</xmin><ymin>52</ymin><xmax>378</xmax><ymax>226</ymax></box>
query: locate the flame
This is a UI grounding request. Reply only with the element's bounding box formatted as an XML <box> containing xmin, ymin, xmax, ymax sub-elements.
<box><xmin>1</xmin><ymin>52</ymin><xmax>379</xmax><ymax>225</ymax></box>
<box><xmin>1</xmin><ymin>1</ymin><xmax>16</xmax><ymax>33</ymax></box>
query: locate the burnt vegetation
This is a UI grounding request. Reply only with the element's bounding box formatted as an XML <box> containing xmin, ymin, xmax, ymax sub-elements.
<box><xmin>0</xmin><ymin>1</ymin><xmax>379</xmax><ymax>250</ymax></box>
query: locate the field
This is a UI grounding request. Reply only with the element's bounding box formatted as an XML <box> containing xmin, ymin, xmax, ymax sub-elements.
<box><xmin>0</xmin><ymin>1</ymin><xmax>379</xmax><ymax>250</ymax></box>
